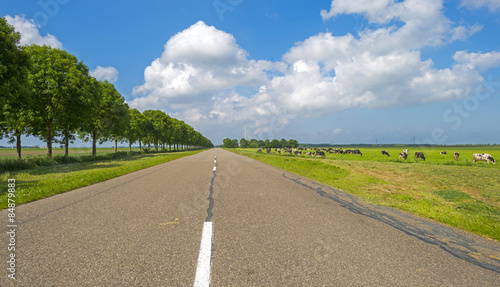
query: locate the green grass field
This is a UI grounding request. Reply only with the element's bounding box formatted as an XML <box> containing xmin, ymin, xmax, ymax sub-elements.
<box><xmin>0</xmin><ymin>149</ymin><xmax>204</xmax><ymax>209</ymax></box>
<box><xmin>0</xmin><ymin>147</ymin><xmax>142</xmax><ymax>157</ymax></box>
<box><xmin>230</xmin><ymin>146</ymin><xmax>500</xmax><ymax>241</ymax></box>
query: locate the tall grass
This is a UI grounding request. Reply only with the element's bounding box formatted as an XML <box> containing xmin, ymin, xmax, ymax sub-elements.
<box><xmin>0</xmin><ymin>150</ymin><xmax>189</xmax><ymax>173</ymax></box>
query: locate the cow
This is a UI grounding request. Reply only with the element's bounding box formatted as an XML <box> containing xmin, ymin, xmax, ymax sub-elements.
<box><xmin>316</xmin><ymin>151</ymin><xmax>326</xmax><ymax>157</ymax></box>
<box><xmin>415</xmin><ymin>152</ymin><xmax>425</xmax><ymax>161</ymax></box>
<box><xmin>381</xmin><ymin>150</ymin><xmax>390</xmax><ymax>157</ymax></box>
<box><xmin>440</xmin><ymin>151</ymin><xmax>447</xmax><ymax>155</ymax></box>
<box><xmin>403</xmin><ymin>149</ymin><xmax>409</xmax><ymax>154</ymax></box>
<box><xmin>454</xmin><ymin>152</ymin><xmax>459</xmax><ymax>161</ymax></box>
<box><xmin>294</xmin><ymin>151</ymin><xmax>302</xmax><ymax>156</ymax></box>
<box><xmin>399</xmin><ymin>152</ymin><xmax>408</xmax><ymax>160</ymax></box>
<box><xmin>473</xmin><ymin>153</ymin><xmax>496</xmax><ymax>164</ymax></box>
<box><xmin>346</xmin><ymin>149</ymin><xmax>362</xmax><ymax>155</ymax></box>
<box><xmin>257</xmin><ymin>148</ymin><xmax>262</xmax><ymax>153</ymax></box>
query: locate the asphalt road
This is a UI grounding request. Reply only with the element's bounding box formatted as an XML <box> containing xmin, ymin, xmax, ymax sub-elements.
<box><xmin>1</xmin><ymin>148</ymin><xmax>499</xmax><ymax>286</ymax></box>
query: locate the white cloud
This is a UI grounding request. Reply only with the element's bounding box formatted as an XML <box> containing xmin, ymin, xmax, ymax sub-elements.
<box><xmin>130</xmin><ymin>1</ymin><xmax>500</xmax><ymax>138</ymax></box>
<box><xmin>321</xmin><ymin>0</ymin><xmax>396</xmax><ymax>23</ymax></box>
<box><xmin>130</xmin><ymin>21</ymin><xmax>281</xmax><ymax>110</ymax></box>
<box><xmin>90</xmin><ymin>66</ymin><xmax>119</xmax><ymax>83</ymax></box>
<box><xmin>453</xmin><ymin>51</ymin><xmax>500</xmax><ymax>72</ymax></box>
<box><xmin>450</xmin><ymin>24</ymin><xmax>483</xmax><ymax>41</ymax></box>
<box><xmin>4</xmin><ymin>15</ymin><xmax>63</xmax><ymax>49</ymax></box>
<box><xmin>459</xmin><ymin>0</ymin><xmax>500</xmax><ymax>12</ymax></box>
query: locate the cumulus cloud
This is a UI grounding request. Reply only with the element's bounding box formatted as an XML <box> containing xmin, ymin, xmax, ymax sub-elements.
<box><xmin>321</xmin><ymin>0</ymin><xmax>396</xmax><ymax>23</ymax></box>
<box><xmin>130</xmin><ymin>1</ymin><xmax>500</xmax><ymax>138</ymax></box>
<box><xmin>453</xmin><ymin>51</ymin><xmax>500</xmax><ymax>72</ymax></box>
<box><xmin>459</xmin><ymin>0</ymin><xmax>500</xmax><ymax>12</ymax></box>
<box><xmin>90</xmin><ymin>66</ymin><xmax>119</xmax><ymax>83</ymax></box>
<box><xmin>4</xmin><ymin>15</ymin><xmax>63</xmax><ymax>49</ymax></box>
<box><xmin>130</xmin><ymin>21</ymin><xmax>283</xmax><ymax>111</ymax></box>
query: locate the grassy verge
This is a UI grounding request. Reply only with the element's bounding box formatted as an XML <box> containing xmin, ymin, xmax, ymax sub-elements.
<box><xmin>230</xmin><ymin>148</ymin><xmax>500</xmax><ymax>241</ymax></box>
<box><xmin>0</xmin><ymin>148</ymin><xmax>190</xmax><ymax>173</ymax></box>
<box><xmin>0</xmin><ymin>149</ymin><xmax>205</xmax><ymax>209</ymax></box>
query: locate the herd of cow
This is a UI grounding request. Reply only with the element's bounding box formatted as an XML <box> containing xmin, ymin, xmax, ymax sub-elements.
<box><xmin>256</xmin><ymin>147</ymin><xmax>497</xmax><ymax>164</ymax></box>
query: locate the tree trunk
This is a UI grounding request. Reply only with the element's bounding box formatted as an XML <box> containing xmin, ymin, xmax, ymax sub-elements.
<box><xmin>155</xmin><ymin>139</ymin><xmax>158</xmax><ymax>152</ymax></box>
<box><xmin>129</xmin><ymin>141</ymin><xmax>132</xmax><ymax>152</ymax></box>
<box><xmin>169</xmin><ymin>144</ymin><xmax>171</xmax><ymax>151</ymax></box>
<box><xmin>65</xmin><ymin>133</ymin><xmax>69</xmax><ymax>157</ymax></box>
<box><xmin>46</xmin><ymin>119</ymin><xmax>53</xmax><ymax>158</ymax></box>
<box><xmin>92</xmin><ymin>130</ymin><xmax>97</xmax><ymax>157</ymax></box>
<box><xmin>16</xmin><ymin>131</ymin><xmax>21</xmax><ymax>159</ymax></box>
<box><xmin>114</xmin><ymin>138</ymin><xmax>118</xmax><ymax>153</ymax></box>
<box><xmin>139</xmin><ymin>140</ymin><xmax>142</xmax><ymax>151</ymax></box>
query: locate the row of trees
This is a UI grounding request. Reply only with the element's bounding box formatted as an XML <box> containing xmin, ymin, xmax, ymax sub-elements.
<box><xmin>0</xmin><ymin>18</ymin><xmax>212</xmax><ymax>159</ymax></box>
<box><xmin>223</xmin><ymin>138</ymin><xmax>299</xmax><ymax>148</ymax></box>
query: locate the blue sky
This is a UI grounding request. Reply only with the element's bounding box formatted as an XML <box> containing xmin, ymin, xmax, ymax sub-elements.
<box><xmin>2</xmin><ymin>0</ymin><xmax>500</xmax><ymax>146</ymax></box>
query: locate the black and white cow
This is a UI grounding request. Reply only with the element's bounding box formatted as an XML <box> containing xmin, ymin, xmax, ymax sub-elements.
<box><xmin>454</xmin><ymin>152</ymin><xmax>459</xmax><ymax>161</ymax></box>
<box><xmin>473</xmin><ymin>153</ymin><xmax>496</xmax><ymax>164</ymax></box>
<box><xmin>381</xmin><ymin>150</ymin><xmax>390</xmax><ymax>157</ymax></box>
<box><xmin>347</xmin><ymin>149</ymin><xmax>362</xmax><ymax>156</ymax></box>
<box><xmin>415</xmin><ymin>152</ymin><xmax>425</xmax><ymax>161</ymax></box>
<box><xmin>399</xmin><ymin>152</ymin><xmax>408</xmax><ymax>160</ymax></box>
<box><xmin>316</xmin><ymin>151</ymin><xmax>326</xmax><ymax>157</ymax></box>
<box><xmin>440</xmin><ymin>151</ymin><xmax>447</xmax><ymax>155</ymax></box>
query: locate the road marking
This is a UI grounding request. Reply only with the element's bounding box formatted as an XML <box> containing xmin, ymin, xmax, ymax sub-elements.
<box><xmin>194</xmin><ymin>152</ymin><xmax>217</xmax><ymax>286</ymax></box>
<box><xmin>194</xmin><ymin>221</ymin><xmax>213</xmax><ymax>287</ymax></box>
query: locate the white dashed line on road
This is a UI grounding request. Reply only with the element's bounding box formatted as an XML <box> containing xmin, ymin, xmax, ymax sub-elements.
<box><xmin>194</xmin><ymin>151</ymin><xmax>217</xmax><ymax>287</ymax></box>
<box><xmin>193</xmin><ymin>221</ymin><xmax>213</xmax><ymax>287</ymax></box>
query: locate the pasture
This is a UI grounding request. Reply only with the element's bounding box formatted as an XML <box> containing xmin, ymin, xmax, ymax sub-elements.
<box><xmin>231</xmin><ymin>146</ymin><xmax>500</xmax><ymax>241</ymax></box>
<box><xmin>280</xmin><ymin>146</ymin><xmax>499</xmax><ymax>166</ymax></box>
<box><xmin>0</xmin><ymin>147</ymin><xmax>142</xmax><ymax>157</ymax></box>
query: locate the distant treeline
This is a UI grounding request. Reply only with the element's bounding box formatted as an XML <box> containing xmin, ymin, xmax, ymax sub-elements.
<box><xmin>223</xmin><ymin>138</ymin><xmax>299</xmax><ymax>148</ymax></box>
<box><xmin>300</xmin><ymin>143</ymin><xmax>500</xmax><ymax>148</ymax></box>
<box><xmin>0</xmin><ymin>18</ymin><xmax>213</xmax><ymax>159</ymax></box>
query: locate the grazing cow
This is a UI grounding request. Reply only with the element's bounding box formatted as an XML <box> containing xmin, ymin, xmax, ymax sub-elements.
<box><xmin>454</xmin><ymin>152</ymin><xmax>459</xmax><ymax>161</ymax></box>
<box><xmin>257</xmin><ymin>148</ymin><xmax>262</xmax><ymax>153</ymax></box>
<box><xmin>381</xmin><ymin>150</ymin><xmax>390</xmax><ymax>157</ymax></box>
<box><xmin>399</xmin><ymin>152</ymin><xmax>408</xmax><ymax>160</ymax></box>
<box><xmin>346</xmin><ymin>149</ymin><xmax>363</xmax><ymax>155</ymax></box>
<box><xmin>294</xmin><ymin>151</ymin><xmax>302</xmax><ymax>156</ymax></box>
<box><xmin>440</xmin><ymin>151</ymin><xmax>447</xmax><ymax>155</ymax></box>
<box><xmin>316</xmin><ymin>151</ymin><xmax>326</xmax><ymax>157</ymax></box>
<box><xmin>415</xmin><ymin>152</ymin><xmax>425</xmax><ymax>161</ymax></box>
<box><xmin>473</xmin><ymin>153</ymin><xmax>496</xmax><ymax>164</ymax></box>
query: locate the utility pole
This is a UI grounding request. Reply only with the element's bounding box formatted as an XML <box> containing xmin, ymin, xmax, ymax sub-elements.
<box><xmin>473</xmin><ymin>132</ymin><xmax>479</xmax><ymax>145</ymax></box>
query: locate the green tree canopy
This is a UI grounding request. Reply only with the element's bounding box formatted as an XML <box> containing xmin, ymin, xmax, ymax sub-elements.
<box><xmin>25</xmin><ymin>44</ymin><xmax>94</xmax><ymax>158</ymax></box>
<box><xmin>0</xmin><ymin>17</ymin><xmax>30</xmax><ymax>158</ymax></box>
